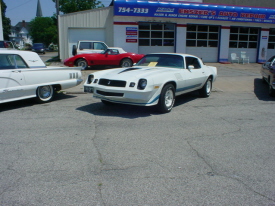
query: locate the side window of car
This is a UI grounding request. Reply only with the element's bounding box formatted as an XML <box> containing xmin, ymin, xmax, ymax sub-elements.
<box><xmin>80</xmin><ymin>42</ymin><xmax>92</xmax><ymax>50</ymax></box>
<box><xmin>0</xmin><ymin>55</ymin><xmax>28</xmax><ymax>69</ymax></box>
<box><xmin>94</xmin><ymin>43</ymin><xmax>107</xmax><ymax>50</ymax></box>
<box><xmin>0</xmin><ymin>54</ymin><xmax>16</xmax><ymax>69</ymax></box>
<box><xmin>14</xmin><ymin>55</ymin><xmax>28</xmax><ymax>68</ymax></box>
<box><xmin>185</xmin><ymin>57</ymin><xmax>201</xmax><ymax>69</ymax></box>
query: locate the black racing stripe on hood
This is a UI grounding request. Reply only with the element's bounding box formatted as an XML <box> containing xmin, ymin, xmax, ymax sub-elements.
<box><xmin>118</xmin><ymin>67</ymin><xmax>141</xmax><ymax>74</ymax></box>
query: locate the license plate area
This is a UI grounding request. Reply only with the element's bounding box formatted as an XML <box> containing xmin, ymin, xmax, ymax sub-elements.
<box><xmin>84</xmin><ymin>86</ymin><xmax>94</xmax><ymax>93</ymax></box>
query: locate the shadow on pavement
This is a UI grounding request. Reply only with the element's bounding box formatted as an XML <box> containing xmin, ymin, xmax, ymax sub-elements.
<box><xmin>77</xmin><ymin>92</ymin><xmax>198</xmax><ymax>119</ymax></box>
<box><xmin>0</xmin><ymin>93</ymin><xmax>77</xmax><ymax>112</ymax></box>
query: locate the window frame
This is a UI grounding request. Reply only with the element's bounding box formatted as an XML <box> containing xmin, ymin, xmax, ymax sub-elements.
<box><xmin>138</xmin><ymin>23</ymin><xmax>175</xmax><ymax>46</ymax></box>
<box><xmin>229</xmin><ymin>26</ymin><xmax>259</xmax><ymax>49</ymax></box>
<box><xmin>186</xmin><ymin>24</ymin><xmax>220</xmax><ymax>48</ymax></box>
<box><xmin>268</xmin><ymin>28</ymin><xmax>275</xmax><ymax>49</ymax></box>
<box><xmin>185</xmin><ymin>56</ymin><xmax>202</xmax><ymax>69</ymax></box>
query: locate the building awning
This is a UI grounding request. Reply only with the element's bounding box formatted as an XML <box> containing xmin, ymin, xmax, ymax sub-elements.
<box><xmin>113</xmin><ymin>0</ymin><xmax>275</xmax><ymax>24</ymax></box>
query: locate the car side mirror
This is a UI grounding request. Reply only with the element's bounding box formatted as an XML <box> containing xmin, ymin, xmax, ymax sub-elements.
<box><xmin>188</xmin><ymin>65</ymin><xmax>194</xmax><ymax>70</ymax></box>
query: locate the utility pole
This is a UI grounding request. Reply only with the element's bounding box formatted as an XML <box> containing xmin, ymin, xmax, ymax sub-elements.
<box><xmin>0</xmin><ymin>1</ymin><xmax>4</xmax><ymax>40</ymax></box>
<box><xmin>56</xmin><ymin>0</ymin><xmax>60</xmax><ymax>61</ymax></box>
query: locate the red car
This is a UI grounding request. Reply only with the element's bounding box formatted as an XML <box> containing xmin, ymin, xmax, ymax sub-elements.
<box><xmin>64</xmin><ymin>47</ymin><xmax>144</xmax><ymax>69</ymax></box>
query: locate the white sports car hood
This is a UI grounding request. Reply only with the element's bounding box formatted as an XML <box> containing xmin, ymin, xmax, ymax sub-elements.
<box><xmin>95</xmin><ymin>66</ymin><xmax>176</xmax><ymax>80</ymax></box>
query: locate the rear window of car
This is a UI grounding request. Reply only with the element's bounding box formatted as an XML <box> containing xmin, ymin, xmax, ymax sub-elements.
<box><xmin>33</xmin><ymin>43</ymin><xmax>44</xmax><ymax>48</ymax></box>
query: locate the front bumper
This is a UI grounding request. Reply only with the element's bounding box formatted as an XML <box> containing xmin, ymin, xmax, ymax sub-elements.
<box><xmin>84</xmin><ymin>85</ymin><xmax>160</xmax><ymax>106</ymax></box>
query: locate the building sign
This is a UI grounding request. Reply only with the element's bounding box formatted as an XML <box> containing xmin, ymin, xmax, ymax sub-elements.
<box><xmin>114</xmin><ymin>0</ymin><xmax>275</xmax><ymax>24</ymax></box>
<box><xmin>126</xmin><ymin>27</ymin><xmax>138</xmax><ymax>43</ymax></box>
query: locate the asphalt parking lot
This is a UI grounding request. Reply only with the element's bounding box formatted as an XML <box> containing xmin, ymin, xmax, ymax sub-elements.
<box><xmin>1</xmin><ymin>55</ymin><xmax>275</xmax><ymax>205</ymax></box>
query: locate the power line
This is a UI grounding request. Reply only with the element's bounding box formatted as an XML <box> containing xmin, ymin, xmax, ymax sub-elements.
<box><xmin>6</xmin><ymin>0</ymin><xmax>35</xmax><ymax>12</ymax></box>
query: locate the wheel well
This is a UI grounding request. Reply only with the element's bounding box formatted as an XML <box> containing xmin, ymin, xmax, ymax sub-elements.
<box><xmin>163</xmin><ymin>81</ymin><xmax>177</xmax><ymax>90</ymax></box>
<box><xmin>74</xmin><ymin>58</ymin><xmax>86</xmax><ymax>66</ymax></box>
<box><xmin>120</xmin><ymin>58</ymin><xmax>132</xmax><ymax>64</ymax></box>
<box><xmin>53</xmin><ymin>84</ymin><xmax>61</xmax><ymax>92</ymax></box>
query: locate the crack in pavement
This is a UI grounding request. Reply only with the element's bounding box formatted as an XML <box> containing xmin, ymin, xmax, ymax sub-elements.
<box><xmin>186</xmin><ymin>140</ymin><xmax>275</xmax><ymax>203</ymax></box>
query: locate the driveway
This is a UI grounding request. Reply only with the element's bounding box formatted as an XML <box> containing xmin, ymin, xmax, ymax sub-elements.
<box><xmin>1</xmin><ymin>60</ymin><xmax>274</xmax><ymax>205</ymax></box>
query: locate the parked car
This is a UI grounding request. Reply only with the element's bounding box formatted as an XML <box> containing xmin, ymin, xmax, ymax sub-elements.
<box><xmin>64</xmin><ymin>47</ymin><xmax>144</xmax><ymax>69</ymax></box>
<box><xmin>261</xmin><ymin>55</ymin><xmax>275</xmax><ymax>96</ymax></box>
<box><xmin>0</xmin><ymin>41</ymin><xmax>15</xmax><ymax>49</ymax></box>
<box><xmin>32</xmin><ymin>43</ymin><xmax>46</xmax><ymax>54</ymax></box>
<box><xmin>83</xmin><ymin>53</ymin><xmax>217</xmax><ymax>113</ymax></box>
<box><xmin>72</xmin><ymin>40</ymin><xmax>109</xmax><ymax>56</ymax></box>
<box><xmin>0</xmin><ymin>50</ymin><xmax>83</xmax><ymax>104</ymax></box>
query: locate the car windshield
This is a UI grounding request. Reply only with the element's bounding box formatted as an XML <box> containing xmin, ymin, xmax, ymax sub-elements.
<box><xmin>135</xmin><ymin>54</ymin><xmax>184</xmax><ymax>69</ymax></box>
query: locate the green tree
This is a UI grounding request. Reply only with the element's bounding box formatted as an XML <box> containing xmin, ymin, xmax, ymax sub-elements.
<box><xmin>52</xmin><ymin>0</ymin><xmax>104</xmax><ymax>14</ymax></box>
<box><xmin>29</xmin><ymin>17</ymin><xmax>57</xmax><ymax>46</ymax></box>
<box><xmin>1</xmin><ymin>0</ymin><xmax>11</xmax><ymax>40</ymax></box>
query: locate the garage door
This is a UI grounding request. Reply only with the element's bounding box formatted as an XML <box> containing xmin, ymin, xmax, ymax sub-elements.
<box><xmin>68</xmin><ymin>28</ymin><xmax>105</xmax><ymax>57</ymax></box>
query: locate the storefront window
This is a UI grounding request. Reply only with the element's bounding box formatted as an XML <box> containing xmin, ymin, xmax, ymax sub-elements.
<box><xmin>229</xmin><ymin>27</ymin><xmax>259</xmax><ymax>48</ymax></box>
<box><xmin>151</xmin><ymin>31</ymin><xmax>162</xmax><ymax>38</ymax></box>
<box><xmin>186</xmin><ymin>24</ymin><xmax>219</xmax><ymax>47</ymax></box>
<box><xmin>268</xmin><ymin>28</ymin><xmax>275</xmax><ymax>49</ymax></box>
<box><xmin>139</xmin><ymin>39</ymin><xmax>150</xmax><ymax>46</ymax></box>
<box><xmin>151</xmin><ymin>23</ymin><xmax>163</xmax><ymax>30</ymax></box>
<box><xmin>139</xmin><ymin>23</ymin><xmax>150</xmax><ymax>30</ymax></box>
<box><xmin>138</xmin><ymin>23</ymin><xmax>175</xmax><ymax>46</ymax></box>
<box><xmin>151</xmin><ymin>39</ymin><xmax>162</xmax><ymax>46</ymax></box>
<box><xmin>139</xmin><ymin>31</ymin><xmax>150</xmax><ymax>38</ymax></box>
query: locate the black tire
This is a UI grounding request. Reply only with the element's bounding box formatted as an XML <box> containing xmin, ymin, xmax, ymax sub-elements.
<box><xmin>76</xmin><ymin>59</ymin><xmax>88</xmax><ymax>70</ymax></box>
<box><xmin>72</xmin><ymin>45</ymin><xmax>77</xmax><ymax>56</ymax></box>
<box><xmin>199</xmin><ymin>77</ymin><xmax>212</xmax><ymax>97</ymax></box>
<box><xmin>36</xmin><ymin>85</ymin><xmax>54</xmax><ymax>103</ymax></box>
<box><xmin>157</xmin><ymin>84</ymin><xmax>175</xmax><ymax>113</ymax></box>
<box><xmin>101</xmin><ymin>99</ymin><xmax>116</xmax><ymax>105</ymax></box>
<box><xmin>120</xmin><ymin>59</ymin><xmax>133</xmax><ymax>67</ymax></box>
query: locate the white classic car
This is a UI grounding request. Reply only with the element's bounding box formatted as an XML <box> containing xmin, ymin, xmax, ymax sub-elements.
<box><xmin>84</xmin><ymin>53</ymin><xmax>217</xmax><ymax>113</ymax></box>
<box><xmin>0</xmin><ymin>50</ymin><xmax>83</xmax><ymax>104</ymax></box>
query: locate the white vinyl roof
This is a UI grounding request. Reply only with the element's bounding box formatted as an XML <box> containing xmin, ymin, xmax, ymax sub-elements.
<box><xmin>0</xmin><ymin>50</ymin><xmax>46</xmax><ymax>68</ymax></box>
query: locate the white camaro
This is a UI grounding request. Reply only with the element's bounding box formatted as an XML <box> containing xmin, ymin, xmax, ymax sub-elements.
<box><xmin>84</xmin><ymin>53</ymin><xmax>217</xmax><ymax>113</ymax></box>
<box><xmin>0</xmin><ymin>50</ymin><xmax>83</xmax><ymax>104</ymax></box>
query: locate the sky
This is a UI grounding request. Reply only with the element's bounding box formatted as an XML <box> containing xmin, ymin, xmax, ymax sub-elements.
<box><xmin>4</xmin><ymin>0</ymin><xmax>112</xmax><ymax>26</ymax></box>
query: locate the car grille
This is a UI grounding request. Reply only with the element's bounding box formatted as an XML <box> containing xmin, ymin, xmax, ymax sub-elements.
<box><xmin>96</xmin><ymin>90</ymin><xmax>124</xmax><ymax>97</ymax></box>
<box><xmin>98</xmin><ymin>78</ymin><xmax>126</xmax><ymax>87</ymax></box>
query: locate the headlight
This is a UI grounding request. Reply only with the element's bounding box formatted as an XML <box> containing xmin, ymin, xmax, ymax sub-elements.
<box><xmin>87</xmin><ymin>75</ymin><xmax>94</xmax><ymax>84</ymax></box>
<box><xmin>138</xmin><ymin>79</ymin><xmax>147</xmax><ymax>90</ymax></box>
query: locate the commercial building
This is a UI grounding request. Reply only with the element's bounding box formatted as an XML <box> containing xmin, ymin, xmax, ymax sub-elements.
<box><xmin>58</xmin><ymin>0</ymin><xmax>275</xmax><ymax>63</ymax></box>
